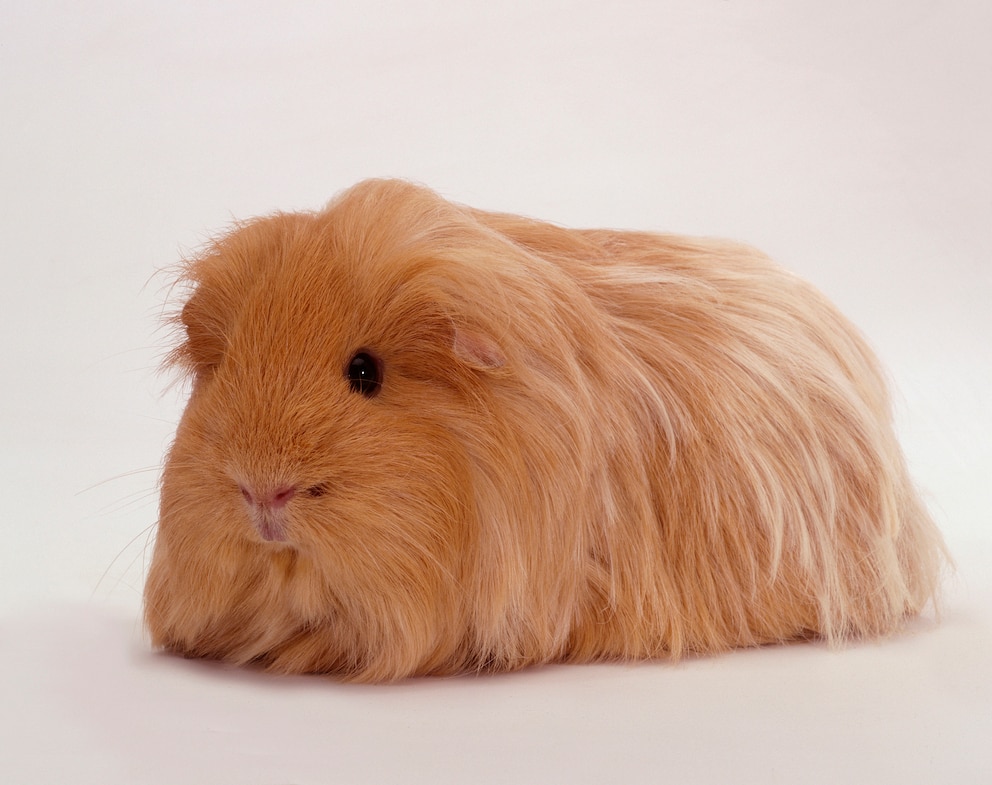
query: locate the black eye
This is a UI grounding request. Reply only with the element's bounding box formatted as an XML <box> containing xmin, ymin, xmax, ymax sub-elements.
<box><xmin>347</xmin><ymin>352</ymin><xmax>382</xmax><ymax>397</ymax></box>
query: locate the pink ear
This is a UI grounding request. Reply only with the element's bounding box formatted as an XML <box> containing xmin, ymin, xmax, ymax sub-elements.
<box><xmin>453</xmin><ymin>328</ymin><xmax>506</xmax><ymax>369</ymax></box>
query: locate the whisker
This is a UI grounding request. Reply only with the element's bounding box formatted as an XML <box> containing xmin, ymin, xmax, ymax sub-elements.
<box><xmin>92</xmin><ymin>521</ymin><xmax>158</xmax><ymax>601</ymax></box>
<box><xmin>76</xmin><ymin>467</ymin><xmax>163</xmax><ymax>496</ymax></box>
<box><xmin>88</xmin><ymin>488</ymin><xmax>160</xmax><ymax>517</ymax></box>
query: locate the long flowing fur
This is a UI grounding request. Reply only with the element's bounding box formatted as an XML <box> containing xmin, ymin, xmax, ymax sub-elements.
<box><xmin>144</xmin><ymin>179</ymin><xmax>948</xmax><ymax>681</ymax></box>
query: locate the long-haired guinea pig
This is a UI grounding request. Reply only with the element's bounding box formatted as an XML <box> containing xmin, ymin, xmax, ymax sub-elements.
<box><xmin>144</xmin><ymin>178</ymin><xmax>947</xmax><ymax>682</ymax></box>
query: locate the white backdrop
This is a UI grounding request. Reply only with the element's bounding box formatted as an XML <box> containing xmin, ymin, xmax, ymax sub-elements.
<box><xmin>2</xmin><ymin>2</ymin><xmax>990</xmax><ymax>783</ymax></box>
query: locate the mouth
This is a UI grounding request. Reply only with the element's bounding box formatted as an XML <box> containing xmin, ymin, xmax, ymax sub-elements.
<box><xmin>249</xmin><ymin>508</ymin><xmax>291</xmax><ymax>544</ymax></box>
<box><xmin>257</xmin><ymin>519</ymin><xmax>287</xmax><ymax>542</ymax></box>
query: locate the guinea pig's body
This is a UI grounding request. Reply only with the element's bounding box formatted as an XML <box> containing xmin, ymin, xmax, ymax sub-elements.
<box><xmin>145</xmin><ymin>179</ymin><xmax>946</xmax><ymax>681</ymax></box>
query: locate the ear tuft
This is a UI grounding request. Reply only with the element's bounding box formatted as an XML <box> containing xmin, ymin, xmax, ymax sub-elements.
<box><xmin>452</xmin><ymin>328</ymin><xmax>506</xmax><ymax>370</ymax></box>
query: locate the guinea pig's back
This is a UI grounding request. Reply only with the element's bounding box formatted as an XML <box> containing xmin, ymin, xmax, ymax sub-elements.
<box><xmin>476</xmin><ymin>208</ymin><xmax>947</xmax><ymax>655</ymax></box>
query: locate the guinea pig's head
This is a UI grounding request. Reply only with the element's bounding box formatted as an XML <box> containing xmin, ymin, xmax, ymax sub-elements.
<box><xmin>144</xmin><ymin>180</ymin><xmax>605</xmax><ymax>681</ymax></box>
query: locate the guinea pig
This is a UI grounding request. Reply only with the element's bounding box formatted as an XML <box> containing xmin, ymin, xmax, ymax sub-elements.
<box><xmin>144</xmin><ymin>178</ymin><xmax>948</xmax><ymax>682</ymax></box>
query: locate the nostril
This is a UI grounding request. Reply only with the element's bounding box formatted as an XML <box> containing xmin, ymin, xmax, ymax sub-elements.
<box><xmin>271</xmin><ymin>485</ymin><xmax>296</xmax><ymax>508</ymax></box>
<box><xmin>238</xmin><ymin>483</ymin><xmax>297</xmax><ymax>509</ymax></box>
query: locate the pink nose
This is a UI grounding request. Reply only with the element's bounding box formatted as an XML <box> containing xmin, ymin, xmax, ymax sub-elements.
<box><xmin>239</xmin><ymin>484</ymin><xmax>296</xmax><ymax>509</ymax></box>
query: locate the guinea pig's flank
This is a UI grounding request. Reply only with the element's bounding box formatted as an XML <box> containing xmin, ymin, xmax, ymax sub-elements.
<box><xmin>144</xmin><ymin>179</ymin><xmax>948</xmax><ymax>682</ymax></box>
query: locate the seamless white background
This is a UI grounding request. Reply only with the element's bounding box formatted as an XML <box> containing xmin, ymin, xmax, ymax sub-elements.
<box><xmin>2</xmin><ymin>2</ymin><xmax>990</xmax><ymax>783</ymax></box>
